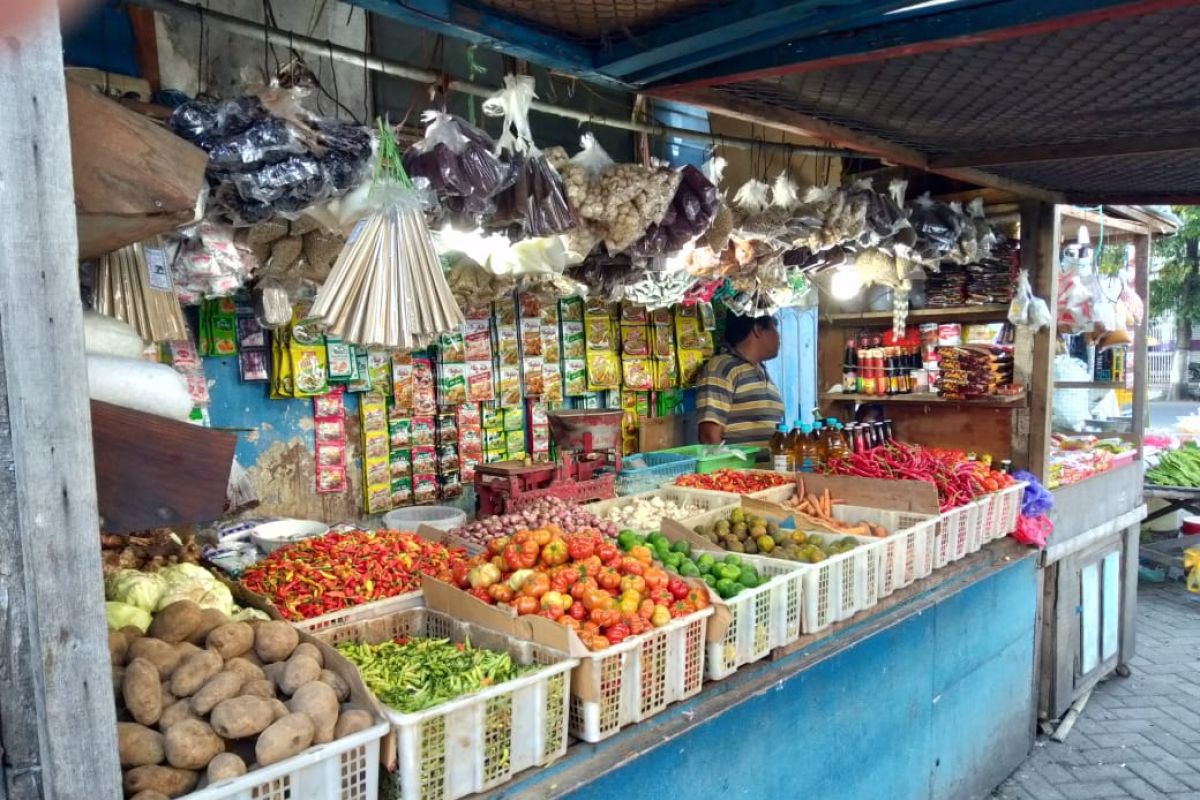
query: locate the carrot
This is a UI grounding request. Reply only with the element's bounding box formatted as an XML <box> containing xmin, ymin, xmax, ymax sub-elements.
<box><xmin>841</xmin><ymin>525</ymin><xmax>870</xmax><ymax>537</ymax></box>
<box><xmin>798</xmin><ymin>478</ymin><xmax>807</xmax><ymax>500</ymax></box>
<box><xmin>822</xmin><ymin>489</ymin><xmax>831</xmax><ymax>517</ymax></box>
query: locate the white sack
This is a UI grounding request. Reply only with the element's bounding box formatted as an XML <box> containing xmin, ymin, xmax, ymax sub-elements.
<box><xmin>87</xmin><ymin>354</ymin><xmax>193</xmax><ymax>420</ymax></box>
<box><xmin>83</xmin><ymin>310</ymin><xmax>147</xmax><ymax>358</ymax></box>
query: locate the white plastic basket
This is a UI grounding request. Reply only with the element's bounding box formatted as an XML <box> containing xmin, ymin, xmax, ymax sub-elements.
<box><xmin>569</xmin><ymin>606</ymin><xmax>713</xmax><ymax>742</ymax></box>
<box><xmin>583</xmin><ymin>488</ymin><xmax>738</xmax><ymax>534</ymax></box>
<box><xmin>185</xmin><ymin>721</ymin><xmax>389</xmax><ymax>800</ymax></box>
<box><xmin>382</xmin><ymin>505</ymin><xmax>468</xmax><ymax>532</ymax></box>
<box><xmin>825</xmin><ymin>505</ymin><xmax>938</xmax><ymax>597</ymax></box>
<box><xmin>979</xmin><ymin>482</ymin><xmax>1028</xmax><ymax>542</ymax></box>
<box><xmin>313</xmin><ymin>608</ymin><xmax>577</xmax><ymax>800</ymax></box>
<box><xmin>292</xmin><ymin>591</ymin><xmax>425</xmax><ymax>634</ymax></box>
<box><xmin>932</xmin><ymin>499</ymin><xmax>988</xmax><ymax>568</ymax></box>
<box><xmin>700</xmin><ymin>551</ymin><xmax>805</xmax><ymax>680</ymax></box>
<box><xmin>796</xmin><ymin>532</ymin><xmax>885</xmax><ymax>633</ymax></box>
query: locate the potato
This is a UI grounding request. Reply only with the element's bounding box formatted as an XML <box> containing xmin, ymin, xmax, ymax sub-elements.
<box><xmin>124</xmin><ymin>658</ymin><xmax>163</xmax><ymax>726</ymax></box>
<box><xmin>191</xmin><ymin>671</ymin><xmax>245</xmax><ymax>715</ymax></box>
<box><xmin>224</xmin><ymin>657</ymin><xmax>266</xmax><ymax>683</ymax></box>
<box><xmin>287</xmin><ymin>682</ymin><xmax>338</xmax><ymax>743</ymax></box>
<box><xmin>170</xmin><ymin>651</ymin><xmax>223</xmax><ymax>698</ymax></box>
<box><xmin>334</xmin><ymin>709</ymin><xmax>374</xmax><ymax>740</ymax></box>
<box><xmin>163</xmin><ymin>719</ymin><xmax>224</xmax><ymax>770</ymax></box>
<box><xmin>110</xmin><ymin>630</ymin><xmax>131</xmax><ymax>665</ymax></box>
<box><xmin>209</xmin><ymin>696</ymin><xmax>276</xmax><ymax>739</ymax></box>
<box><xmin>130</xmin><ymin>792</ymin><xmax>170</xmax><ymax>800</ymax></box>
<box><xmin>118</xmin><ymin>722</ymin><xmax>165</xmax><ymax>767</ymax></box>
<box><xmin>112</xmin><ymin>666</ymin><xmax>125</xmax><ymax>701</ymax></box>
<box><xmin>292</xmin><ymin>642</ymin><xmax>324</xmax><ymax>667</ymax></box>
<box><xmin>158</xmin><ymin>699</ymin><xmax>198</xmax><ymax>730</ymax></box>
<box><xmin>255</xmin><ymin>713</ymin><xmax>314</xmax><ymax>766</ymax></box>
<box><xmin>240</xmin><ymin>679</ymin><xmax>275</xmax><ymax>699</ymax></box>
<box><xmin>207</xmin><ymin>623</ymin><xmax>254</xmax><ymax>660</ymax></box>
<box><xmin>173</xmin><ymin>642</ymin><xmax>201</xmax><ymax>661</ymax></box>
<box><xmin>188</xmin><ymin>608</ymin><xmax>230</xmax><ymax>646</ymax></box>
<box><xmin>123</xmin><ymin>765</ymin><xmax>198</xmax><ymax>797</ymax></box>
<box><xmin>319</xmin><ymin>669</ymin><xmax>350</xmax><ymax>702</ymax></box>
<box><xmin>148</xmin><ymin>601</ymin><xmax>203</xmax><ymax>644</ymax></box>
<box><xmin>279</xmin><ymin>655</ymin><xmax>321</xmax><ymax>696</ymax></box>
<box><xmin>262</xmin><ymin>662</ymin><xmax>286</xmax><ymax>690</ymax></box>
<box><xmin>129</xmin><ymin>638</ymin><xmax>184</xmax><ymax>679</ymax></box>
<box><xmin>160</xmin><ymin>685</ymin><xmax>177</xmax><ymax>710</ymax></box>
<box><xmin>268</xmin><ymin>698</ymin><xmax>290</xmax><ymax>721</ymax></box>
<box><xmin>253</xmin><ymin>621</ymin><xmax>298</xmax><ymax>663</ymax></box>
<box><xmin>205</xmin><ymin>752</ymin><xmax>247</xmax><ymax>783</ymax></box>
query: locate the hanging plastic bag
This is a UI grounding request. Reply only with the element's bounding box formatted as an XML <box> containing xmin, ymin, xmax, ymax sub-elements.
<box><xmin>1012</xmin><ymin>514</ymin><xmax>1053</xmax><ymax>548</ymax></box>
<box><xmin>569</xmin><ymin>132</ymin><xmax>615</xmax><ymax>177</ymax></box>
<box><xmin>1008</xmin><ymin>268</ymin><xmax>1033</xmax><ymax>325</ymax></box>
<box><xmin>771</xmin><ymin>173</ymin><xmax>800</xmax><ymax>211</ymax></box>
<box><xmin>701</xmin><ymin>155</ymin><xmax>727</xmax><ymax>189</ymax></box>
<box><xmin>402</xmin><ymin>111</ymin><xmax>514</xmax><ymax>229</ymax></box>
<box><xmin>485</xmin><ymin>74</ymin><xmax>578</xmax><ymax>237</ymax></box>
<box><xmin>733</xmin><ymin>179</ymin><xmax>771</xmax><ymax>216</ymax></box>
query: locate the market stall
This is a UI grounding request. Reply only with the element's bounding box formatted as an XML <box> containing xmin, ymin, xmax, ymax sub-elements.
<box><xmin>7</xmin><ymin>1</ymin><xmax>1196</xmax><ymax>799</ymax></box>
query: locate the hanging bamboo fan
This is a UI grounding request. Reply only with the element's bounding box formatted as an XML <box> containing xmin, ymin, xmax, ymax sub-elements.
<box><xmin>309</xmin><ymin>121</ymin><xmax>464</xmax><ymax>348</ymax></box>
<box><xmin>93</xmin><ymin>238</ymin><xmax>188</xmax><ymax>343</ymax></box>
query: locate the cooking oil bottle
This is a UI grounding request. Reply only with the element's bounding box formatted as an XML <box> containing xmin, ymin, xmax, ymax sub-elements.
<box><xmin>770</xmin><ymin>423</ymin><xmax>794</xmax><ymax>473</ymax></box>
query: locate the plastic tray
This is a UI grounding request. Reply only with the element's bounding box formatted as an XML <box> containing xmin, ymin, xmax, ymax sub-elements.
<box><xmin>797</xmin><ymin>532</ymin><xmax>885</xmax><ymax>633</ymax></box>
<box><xmin>312</xmin><ymin>607</ymin><xmax>577</xmax><ymax>800</ymax></box>
<box><xmin>185</xmin><ymin>721</ymin><xmax>389</xmax><ymax>800</ymax></box>
<box><xmin>840</xmin><ymin>506</ymin><xmax>937</xmax><ymax>596</ymax></box>
<box><xmin>291</xmin><ymin>591</ymin><xmax>425</xmax><ymax>634</ymax></box>
<box><xmin>569</xmin><ymin>606</ymin><xmax>713</xmax><ymax>743</ymax></box>
<box><xmin>661</xmin><ymin>470</ymin><xmax>796</xmax><ymax>498</ymax></box>
<box><xmin>657</xmin><ymin>444</ymin><xmax>761</xmax><ymax>474</ymax></box>
<box><xmin>697</xmin><ymin>551</ymin><xmax>805</xmax><ymax>680</ymax></box>
<box><xmin>382</xmin><ymin>505</ymin><xmax>467</xmax><ymax>532</ymax></box>
<box><xmin>978</xmin><ymin>482</ymin><xmax>1029</xmax><ymax>542</ymax></box>
<box><xmin>932</xmin><ymin>499</ymin><xmax>988</xmax><ymax>568</ymax></box>
<box><xmin>616</xmin><ymin>452</ymin><xmax>698</xmax><ymax>496</ymax></box>
<box><xmin>583</xmin><ymin>488</ymin><xmax>738</xmax><ymax>535</ymax></box>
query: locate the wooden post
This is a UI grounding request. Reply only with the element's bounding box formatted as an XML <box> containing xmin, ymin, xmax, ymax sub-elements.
<box><xmin>0</xmin><ymin>17</ymin><xmax>122</xmax><ymax>800</ymax></box>
<box><xmin>1132</xmin><ymin>234</ymin><xmax>1151</xmax><ymax>460</ymax></box>
<box><xmin>1020</xmin><ymin>201</ymin><xmax>1061</xmax><ymax>481</ymax></box>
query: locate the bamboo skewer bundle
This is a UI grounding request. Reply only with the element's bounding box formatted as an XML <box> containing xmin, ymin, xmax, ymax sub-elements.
<box><xmin>93</xmin><ymin>239</ymin><xmax>188</xmax><ymax>343</ymax></box>
<box><xmin>309</xmin><ymin>122</ymin><xmax>464</xmax><ymax>348</ymax></box>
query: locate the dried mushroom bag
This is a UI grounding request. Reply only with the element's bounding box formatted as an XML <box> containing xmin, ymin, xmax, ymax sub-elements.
<box><xmin>402</xmin><ymin>110</ymin><xmax>515</xmax><ymax>223</ymax></box>
<box><xmin>630</xmin><ymin>166</ymin><xmax>718</xmax><ymax>258</ymax></box>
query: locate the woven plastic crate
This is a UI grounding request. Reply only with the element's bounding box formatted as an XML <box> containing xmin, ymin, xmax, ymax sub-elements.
<box><xmin>700</xmin><ymin>551</ymin><xmax>805</xmax><ymax>680</ymax></box>
<box><xmin>616</xmin><ymin>452</ymin><xmax>698</xmax><ymax>496</ymax></box>
<box><xmin>825</xmin><ymin>505</ymin><xmax>938</xmax><ymax>597</ymax></box>
<box><xmin>312</xmin><ymin>608</ymin><xmax>577</xmax><ymax>800</ymax></box>
<box><xmin>797</xmin><ymin>532</ymin><xmax>885</xmax><ymax>633</ymax></box>
<box><xmin>658</xmin><ymin>444</ymin><xmax>761</xmax><ymax>473</ymax></box>
<box><xmin>584</xmin><ymin>488</ymin><xmax>738</xmax><ymax>534</ymax></box>
<box><xmin>185</xmin><ymin>721</ymin><xmax>388</xmax><ymax>800</ymax></box>
<box><xmin>932</xmin><ymin>499</ymin><xmax>988</xmax><ymax>568</ymax></box>
<box><xmin>568</xmin><ymin>606</ymin><xmax>713</xmax><ymax>742</ymax></box>
<box><xmin>292</xmin><ymin>591</ymin><xmax>425</xmax><ymax>634</ymax></box>
<box><xmin>979</xmin><ymin>481</ymin><xmax>1028</xmax><ymax>542</ymax></box>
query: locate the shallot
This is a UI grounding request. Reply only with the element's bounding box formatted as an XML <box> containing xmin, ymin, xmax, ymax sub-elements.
<box><xmin>451</xmin><ymin>497</ymin><xmax>617</xmax><ymax>547</ymax></box>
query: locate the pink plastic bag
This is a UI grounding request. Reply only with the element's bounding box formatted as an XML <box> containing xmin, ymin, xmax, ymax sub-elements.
<box><xmin>1012</xmin><ymin>514</ymin><xmax>1053</xmax><ymax>548</ymax></box>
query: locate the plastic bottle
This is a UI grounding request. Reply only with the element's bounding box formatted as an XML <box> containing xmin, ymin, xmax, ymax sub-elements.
<box><xmin>794</xmin><ymin>423</ymin><xmax>815</xmax><ymax>472</ymax></box>
<box><xmin>827</xmin><ymin>421</ymin><xmax>852</xmax><ymax>460</ymax></box>
<box><xmin>770</xmin><ymin>423</ymin><xmax>794</xmax><ymax>473</ymax></box>
<box><xmin>809</xmin><ymin>419</ymin><xmax>826</xmax><ymax>470</ymax></box>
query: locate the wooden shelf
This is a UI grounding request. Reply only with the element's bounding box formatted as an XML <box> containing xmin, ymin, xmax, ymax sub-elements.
<box><xmin>820</xmin><ymin>391</ymin><xmax>1027</xmax><ymax>408</ymax></box>
<box><xmin>1053</xmin><ymin>381</ymin><xmax>1127</xmax><ymax>389</ymax></box>
<box><xmin>823</xmin><ymin>304</ymin><xmax>1010</xmax><ymax>326</ymax></box>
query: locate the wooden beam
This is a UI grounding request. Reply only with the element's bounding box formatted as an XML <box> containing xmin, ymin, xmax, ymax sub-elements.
<box><xmin>930</xmin><ymin>132</ymin><xmax>1200</xmax><ymax>169</ymax></box>
<box><xmin>1021</xmin><ymin>201</ymin><xmax>1061</xmax><ymax>482</ymax></box>
<box><xmin>0</xmin><ymin>16</ymin><xmax>121</xmax><ymax>800</ymax></box>
<box><xmin>1065</xmin><ymin>193</ymin><xmax>1200</xmax><ymax>206</ymax></box>
<box><xmin>655</xmin><ymin>0</ymin><xmax>1194</xmax><ymax>90</ymax></box>
<box><xmin>1058</xmin><ymin>207</ymin><xmax>1149</xmax><ymax>236</ymax></box>
<box><xmin>659</xmin><ymin>86</ymin><xmax>1065</xmax><ymax>202</ymax></box>
<box><xmin>126</xmin><ymin>5</ymin><xmax>162</xmax><ymax>92</ymax></box>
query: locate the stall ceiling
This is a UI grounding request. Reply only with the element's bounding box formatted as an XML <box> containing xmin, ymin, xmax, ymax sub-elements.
<box><xmin>349</xmin><ymin>0</ymin><xmax>1200</xmax><ymax>202</ymax></box>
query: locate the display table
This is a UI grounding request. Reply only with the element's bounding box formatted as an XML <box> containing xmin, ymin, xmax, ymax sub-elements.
<box><xmin>1143</xmin><ymin>484</ymin><xmax>1200</xmax><ymax>526</ymax></box>
<box><xmin>483</xmin><ymin>540</ymin><xmax>1039</xmax><ymax>800</ymax></box>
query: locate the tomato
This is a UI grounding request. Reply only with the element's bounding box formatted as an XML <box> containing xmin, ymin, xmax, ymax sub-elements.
<box><xmin>468</xmin><ymin>587</ymin><xmax>495</xmax><ymax>605</ymax></box>
<box><xmin>605</xmin><ymin>623</ymin><xmax>631</xmax><ymax>645</ymax></box>
<box><xmin>551</xmin><ymin>566</ymin><xmax>580</xmax><ymax>593</ymax></box>
<box><xmin>590</xmin><ymin>608</ymin><xmax>620</xmax><ymax>628</ymax></box>
<box><xmin>566</xmin><ymin>534</ymin><xmax>595</xmax><ymax>561</ymax></box>
<box><xmin>628</xmin><ymin>545</ymin><xmax>654</xmax><ymax>566</ymax></box>
<box><xmin>561</xmin><ymin>616</ymin><xmax>582</xmax><ymax>632</ymax></box>
<box><xmin>667</xmin><ymin>578</ymin><xmax>690</xmax><ymax>601</ymax></box>
<box><xmin>488</xmin><ymin>583</ymin><xmax>514</xmax><ymax>603</ymax></box>
<box><xmin>617</xmin><ymin>592</ymin><xmax>640</xmax><ymax>618</ymax></box>
<box><xmin>596</xmin><ymin>567</ymin><xmax>622</xmax><ymax>591</ymax></box>
<box><xmin>513</xmin><ymin>596</ymin><xmax>539</xmax><ymax>615</ymax></box>
<box><xmin>576</xmin><ymin>555</ymin><xmax>603</xmax><ymax>580</ymax></box>
<box><xmin>519</xmin><ymin>572</ymin><xmax>551</xmax><ymax>599</ymax></box>
<box><xmin>530</xmin><ymin>528</ymin><xmax>552</xmax><ymax>546</ymax></box>
<box><xmin>582</xmin><ymin>588</ymin><xmax>614</xmax><ymax>613</ymax></box>
<box><xmin>596</xmin><ymin>543</ymin><xmax>620</xmax><ymax>565</ymax></box>
<box><xmin>619</xmin><ymin>575</ymin><xmax>646</xmax><ymax>596</ymax></box>
<box><xmin>642</xmin><ymin>567</ymin><xmax>668</xmax><ymax>591</ymax></box>
<box><xmin>486</xmin><ymin>537</ymin><xmax>510</xmax><ymax>556</ymax></box>
<box><xmin>491</xmin><ymin>555</ymin><xmax>508</xmax><ymax>573</ymax></box>
<box><xmin>540</xmin><ymin>539</ymin><xmax>569</xmax><ymax>567</ymax></box>
<box><xmin>687</xmin><ymin>588</ymin><xmax>710</xmax><ymax>610</ymax></box>
<box><xmin>627</xmin><ymin>616</ymin><xmax>648</xmax><ymax>636</ymax></box>
<box><xmin>670</xmin><ymin>600</ymin><xmax>693</xmax><ymax>618</ymax></box>
<box><xmin>541</xmin><ymin>590</ymin><xmax>571</xmax><ymax>615</ymax></box>
<box><xmin>584</xmin><ymin>633</ymin><xmax>609</xmax><ymax>652</ymax></box>
<box><xmin>651</xmin><ymin>604</ymin><xmax>671</xmax><ymax>627</ymax></box>
<box><xmin>568</xmin><ymin>600</ymin><xmax>587</xmax><ymax>620</ymax></box>
<box><xmin>618</xmin><ymin>557</ymin><xmax>645</xmax><ymax>576</ymax></box>
<box><xmin>650</xmin><ymin>588</ymin><xmax>674</xmax><ymax>606</ymax></box>
<box><xmin>638</xmin><ymin>599</ymin><xmax>656</xmax><ymax>619</ymax></box>
<box><xmin>571</xmin><ymin>577</ymin><xmax>598</xmax><ymax>601</ymax></box>
<box><xmin>451</xmin><ymin>561</ymin><xmax>472</xmax><ymax>587</ymax></box>
<box><xmin>504</xmin><ymin>539</ymin><xmax>540</xmax><ymax>571</ymax></box>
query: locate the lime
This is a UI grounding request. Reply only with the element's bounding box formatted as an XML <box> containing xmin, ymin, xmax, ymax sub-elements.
<box><xmin>671</xmin><ymin>539</ymin><xmax>692</xmax><ymax>557</ymax></box>
<box><xmin>665</xmin><ymin>563</ymin><xmax>680</xmax><ymax>575</ymax></box>
<box><xmin>617</xmin><ymin>531</ymin><xmax>638</xmax><ymax>550</ymax></box>
<box><xmin>714</xmin><ymin>578</ymin><xmax>737</xmax><ymax>599</ymax></box>
<box><xmin>738</xmin><ymin>566</ymin><xmax>760</xmax><ymax>587</ymax></box>
<box><xmin>680</xmin><ymin>561</ymin><xmax>701</xmax><ymax>578</ymax></box>
<box><xmin>647</xmin><ymin>532</ymin><xmax>668</xmax><ymax>548</ymax></box>
<box><xmin>723</xmin><ymin>554</ymin><xmax>742</xmax><ymax>568</ymax></box>
<box><xmin>703</xmin><ymin>573</ymin><xmax>718</xmax><ymax>588</ymax></box>
<box><xmin>718</xmin><ymin>563</ymin><xmax>742</xmax><ymax>582</ymax></box>
<box><xmin>664</xmin><ymin>551</ymin><xmax>685</xmax><ymax>569</ymax></box>
<box><xmin>696</xmin><ymin>553</ymin><xmax>716</xmax><ymax>571</ymax></box>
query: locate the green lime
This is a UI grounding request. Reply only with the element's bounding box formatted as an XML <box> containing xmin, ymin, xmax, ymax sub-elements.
<box><xmin>719</xmin><ymin>564</ymin><xmax>742</xmax><ymax>582</ymax></box>
<box><xmin>648</xmin><ymin>532</ymin><xmax>668</xmax><ymax>548</ymax></box>
<box><xmin>729</xmin><ymin>582</ymin><xmax>746</xmax><ymax>597</ymax></box>
<box><xmin>703</xmin><ymin>573</ymin><xmax>718</xmax><ymax>588</ymax></box>
<box><xmin>680</xmin><ymin>561</ymin><xmax>701</xmax><ymax>577</ymax></box>
<box><xmin>671</xmin><ymin>540</ymin><xmax>692</xmax><ymax>557</ymax></box>
<box><xmin>723</xmin><ymin>554</ymin><xmax>742</xmax><ymax>568</ymax></box>
<box><xmin>696</xmin><ymin>553</ymin><xmax>716</xmax><ymax>571</ymax></box>
<box><xmin>738</xmin><ymin>566</ymin><xmax>759</xmax><ymax>587</ymax></box>
<box><xmin>617</xmin><ymin>531</ymin><xmax>638</xmax><ymax>550</ymax></box>
<box><xmin>664</xmin><ymin>551</ymin><xmax>685</xmax><ymax>569</ymax></box>
<box><xmin>715</xmin><ymin>578</ymin><xmax>736</xmax><ymax>599</ymax></box>
<box><xmin>665</xmin><ymin>563</ymin><xmax>680</xmax><ymax>575</ymax></box>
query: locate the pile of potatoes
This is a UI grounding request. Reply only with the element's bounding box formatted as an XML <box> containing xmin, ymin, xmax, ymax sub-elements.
<box><xmin>110</xmin><ymin>600</ymin><xmax>376</xmax><ymax>799</ymax></box>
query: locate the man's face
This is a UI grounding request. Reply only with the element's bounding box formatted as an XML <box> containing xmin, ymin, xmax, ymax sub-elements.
<box><xmin>754</xmin><ymin>319</ymin><xmax>781</xmax><ymax>360</ymax></box>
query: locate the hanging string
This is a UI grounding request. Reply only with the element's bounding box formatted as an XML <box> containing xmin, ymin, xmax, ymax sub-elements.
<box><xmin>328</xmin><ymin>40</ymin><xmax>340</xmax><ymax>120</ymax></box>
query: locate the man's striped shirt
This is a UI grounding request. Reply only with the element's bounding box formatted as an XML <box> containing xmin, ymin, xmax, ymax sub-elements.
<box><xmin>695</xmin><ymin>350</ymin><xmax>784</xmax><ymax>451</ymax></box>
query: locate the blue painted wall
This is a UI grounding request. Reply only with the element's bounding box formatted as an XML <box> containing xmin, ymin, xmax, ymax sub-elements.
<box><xmin>498</xmin><ymin>555</ymin><xmax>1038</xmax><ymax>800</ymax></box>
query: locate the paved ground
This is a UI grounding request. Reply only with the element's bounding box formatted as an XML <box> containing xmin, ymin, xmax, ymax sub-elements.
<box><xmin>993</xmin><ymin>581</ymin><xmax>1200</xmax><ymax>800</ymax></box>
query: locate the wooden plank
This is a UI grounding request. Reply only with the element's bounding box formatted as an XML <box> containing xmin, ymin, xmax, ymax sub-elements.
<box><xmin>0</xmin><ymin>17</ymin><xmax>122</xmax><ymax>800</ymax></box>
<box><xmin>91</xmin><ymin>401</ymin><xmax>237</xmax><ymax>533</ymax></box>
<box><xmin>930</xmin><ymin>132</ymin><xmax>1200</xmax><ymax>169</ymax></box>
<box><xmin>126</xmin><ymin>5</ymin><xmax>162</xmax><ymax>91</ymax></box>
<box><xmin>883</xmin><ymin>404</ymin><xmax>1014</xmax><ymax>459</ymax></box>
<box><xmin>1022</xmin><ymin>201</ymin><xmax>1060</xmax><ymax>481</ymax></box>
<box><xmin>1058</xmin><ymin>206</ymin><xmax>1150</xmax><ymax>236</ymax></box>
<box><xmin>1119</xmin><ymin>523</ymin><xmax>1139</xmax><ymax>664</ymax></box>
<box><xmin>65</xmin><ymin>79</ymin><xmax>208</xmax><ymax>259</ymax></box>
<box><xmin>821</xmin><ymin>391</ymin><xmax>1027</xmax><ymax>408</ymax></box>
<box><xmin>823</xmin><ymin>303</ymin><xmax>1010</xmax><ymax>326</ymax></box>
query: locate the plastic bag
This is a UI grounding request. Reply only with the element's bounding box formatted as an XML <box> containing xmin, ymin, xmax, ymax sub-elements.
<box><xmin>402</xmin><ymin>111</ymin><xmax>514</xmax><ymax>228</ymax></box>
<box><xmin>1012</xmin><ymin>514</ymin><xmax>1053</xmax><ymax>548</ymax></box>
<box><xmin>629</xmin><ymin>166</ymin><xmax>719</xmax><ymax>258</ymax></box>
<box><xmin>732</xmin><ymin>179</ymin><xmax>771</xmax><ymax>215</ymax></box>
<box><xmin>170</xmin><ymin>222</ymin><xmax>257</xmax><ymax>302</ymax></box>
<box><xmin>771</xmin><ymin>173</ymin><xmax>800</xmax><ymax>211</ymax></box>
<box><xmin>908</xmin><ymin>193</ymin><xmax>964</xmax><ymax>263</ymax></box>
<box><xmin>569</xmin><ymin>133</ymin><xmax>615</xmax><ymax>177</ymax></box>
<box><xmin>701</xmin><ymin>156</ymin><xmax>727</xmax><ymax>188</ymax></box>
<box><xmin>1008</xmin><ymin>268</ymin><xmax>1033</xmax><ymax>325</ymax></box>
<box><xmin>1013</xmin><ymin>469</ymin><xmax>1054</xmax><ymax>516</ymax></box>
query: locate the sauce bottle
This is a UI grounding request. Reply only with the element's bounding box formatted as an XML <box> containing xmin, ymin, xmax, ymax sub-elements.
<box><xmin>794</xmin><ymin>423</ymin><xmax>815</xmax><ymax>472</ymax></box>
<box><xmin>809</xmin><ymin>419</ymin><xmax>826</xmax><ymax>470</ymax></box>
<box><xmin>770</xmin><ymin>423</ymin><xmax>794</xmax><ymax>473</ymax></box>
<box><xmin>843</xmin><ymin>339</ymin><xmax>859</xmax><ymax>393</ymax></box>
<box><xmin>827</xmin><ymin>421</ymin><xmax>852</xmax><ymax>460</ymax></box>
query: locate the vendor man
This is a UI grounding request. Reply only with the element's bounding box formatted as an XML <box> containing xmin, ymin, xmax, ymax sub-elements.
<box><xmin>695</xmin><ymin>312</ymin><xmax>784</xmax><ymax>452</ymax></box>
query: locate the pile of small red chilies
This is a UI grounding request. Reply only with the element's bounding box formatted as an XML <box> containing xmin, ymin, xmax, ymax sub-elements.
<box><xmin>824</xmin><ymin>443</ymin><xmax>1004</xmax><ymax>512</ymax></box>
<box><xmin>241</xmin><ymin>530</ymin><xmax>470</xmax><ymax>621</ymax></box>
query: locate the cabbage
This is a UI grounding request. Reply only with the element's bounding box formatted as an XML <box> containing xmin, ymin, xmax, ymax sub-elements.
<box><xmin>231</xmin><ymin>606</ymin><xmax>270</xmax><ymax>622</ymax></box>
<box><xmin>157</xmin><ymin>579</ymin><xmax>234</xmax><ymax>616</ymax></box>
<box><xmin>106</xmin><ymin>601</ymin><xmax>151</xmax><ymax>632</ymax></box>
<box><xmin>105</xmin><ymin>569</ymin><xmax>166</xmax><ymax>613</ymax></box>
<box><xmin>158</xmin><ymin>563</ymin><xmax>216</xmax><ymax>591</ymax></box>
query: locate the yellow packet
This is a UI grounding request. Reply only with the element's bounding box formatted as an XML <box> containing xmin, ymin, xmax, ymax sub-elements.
<box><xmin>588</xmin><ymin>351</ymin><xmax>620</xmax><ymax>390</ymax></box>
<box><xmin>678</xmin><ymin>349</ymin><xmax>707</xmax><ymax>386</ymax></box>
<box><xmin>622</xmin><ymin>357</ymin><xmax>653</xmax><ymax>391</ymax></box>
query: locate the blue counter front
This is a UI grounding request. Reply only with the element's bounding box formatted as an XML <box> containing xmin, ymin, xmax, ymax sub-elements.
<box><xmin>488</xmin><ymin>542</ymin><xmax>1040</xmax><ymax>800</ymax></box>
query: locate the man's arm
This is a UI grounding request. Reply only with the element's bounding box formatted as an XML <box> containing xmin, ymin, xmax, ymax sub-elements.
<box><xmin>698</xmin><ymin>421</ymin><xmax>724</xmax><ymax>444</ymax></box>
<box><xmin>695</xmin><ymin>361</ymin><xmax>732</xmax><ymax>444</ymax></box>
